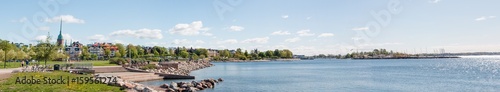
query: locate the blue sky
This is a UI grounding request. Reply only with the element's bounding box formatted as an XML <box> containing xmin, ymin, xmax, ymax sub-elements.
<box><xmin>1</xmin><ymin>0</ymin><xmax>499</xmax><ymax>55</ymax></box>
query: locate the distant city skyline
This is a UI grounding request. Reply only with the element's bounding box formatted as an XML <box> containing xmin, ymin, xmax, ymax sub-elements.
<box><xmin>1</xmin><ymin>0</ymin><xmax>499</xmax><ymax>55</ymax></box>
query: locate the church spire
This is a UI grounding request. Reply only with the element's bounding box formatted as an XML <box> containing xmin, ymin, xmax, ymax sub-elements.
<box><xmin>59</xmin><ymin>19</ymin><xmax>62</xmax><ymax>35</ymax></box>
<box><xmin>57</xmin><ymin>19</ymin><xmax>64</xmax><ymax>46</ymax></box>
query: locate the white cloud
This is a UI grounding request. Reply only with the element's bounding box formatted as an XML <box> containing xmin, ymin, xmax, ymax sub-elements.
<box><xmin>475</xmin><ymin>16</ymin><xmax>496</xmax><ymax>21</ymax></box>
<box><xmin>271</xmin><ymin>30</ymin><xmax>291</xmax><ymax>35</ymax></box>
<box><xmin>241</xmin><ymin>37</ymin><xmax>269</xmax><ymax>44</ymax></box>
<box><xmin>34</xmin><ymin>35</ymin><xmax>48</xmax><ymax>41</ymax></box>
<box><xmin>285</xmin><ymin>37</ymin><xmax>301</xmax><ymax>43</ymax></box>
<box><xmin>282</xmin><ymin>15</ymin><xmax>289</xmax><ymax>19</ymax></box>
<box><xmin>202</xmin><ymin>32</ymin><xmax>213</xmax><ymax>36</ymax></box>
<box><xmin>351</xmin><ymin>37</ymin><xmax>362</xmax><ymax>41</ymax></box>
<box><xmin>318</xmin><ymin>33</ymin><xmax>335</xmax><ymax>37</ymax></box>
<box><xmin>62</xmin><ymin>34</ymin><xmax>72</xmax><ymax>40</ymax></box>
<box><xmin>88</xmin><ymin>34</ymin><xmax>107</xmax><ymax>42</ymax></box>
<box><xmin>168</xmin><ymin>21</ymin><xmax>209</xmax><ymax>36</ymax></box>
<box><xmin>291</xmin><ymin>46</ymin><xmax>318</xmax><ymax>55</ymax></box>
<box><xmin>352</xmin><ymin>27</ymin><xmax>369</xmax><ymax>31</ymax></box>
<box><xmin>306</xmin><ymin>17</ymin><xmax>312</xmax><ymax>20</ymax></box>
<box><xmin>171</xmin><ymin>39</ymin><xmax>207</xmax><ymax>45</ymax></box>
<box><xmin>297</xmin><ymin>29</ymin><xmax>315</xmax><ymax>36</ymax></box>
<box><xmin>358</xmin><ymin>42</ymin><xmax>402</xmax><ymax>47</ymax></box>
<box><xmin>113</xmin><ymin>40</ymin><xmax>129</xmax><ymax>44</ymax></box>
<box><xmin>45</xmin><ymin>15</ymin><xmax>85</xmax><ymax>23</ymax></box>
<box><xmin>38</xmin><ymin>26</ymin><xmax>50</xmax><ymax>31</ymax></box>
<box><xmin>173</xmin><ymin>39</ymin><xmax>190</xmax><ymax>44</ymax></box>
<box><xmin>229</xmin><ymin>26</ymin><xmax>244</xmax><ymax>31</ymax></box>
<box><xmin>110</xmin><ymin>28</ymin><xmax>163</xmax><ymax>39</ymax></box>
<box><xmin>194</xmin><ymin>40</ymin><xmax>205</xmax><ymax>44</ymax></box>
<box><xmin>429</xmin><ymin>0</ymin><xmax>441</xmax><ymax>3</ymax></box>
<box><xmin>217</xmin><ymin>39</ymin><xmax>238</xmax><ymax>44</ymax></box>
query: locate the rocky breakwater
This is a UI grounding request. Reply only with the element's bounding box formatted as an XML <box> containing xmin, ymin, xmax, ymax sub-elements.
<box><xmin>159</xmin><ymin>78</ymin><xmax>224</xmax><ymax>92</ymax></box>
<box><xmin>146</xmin><ymin>61</ymin><xmax>213</xmax><ymax>76</ymax></box>
<box><xmin>94</xmin><ymin>74</ymin><xmax>158</xmax><ymax>92</ymax></box>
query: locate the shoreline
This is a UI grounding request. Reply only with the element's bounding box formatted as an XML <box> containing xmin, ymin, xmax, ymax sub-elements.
<box><xmin>95</xmin><ymin>61</ymin><xmax>216</xmax><ymax>91</ymax></box>
<box><xmin>212</xmin><ymin>58</ymin><xmax>301</xmax><ymax>62</ymax></box>
<box><xmin>350</xmin><ymin>56</ymin><xmax>460</xmax><ymax>60</ymax></box>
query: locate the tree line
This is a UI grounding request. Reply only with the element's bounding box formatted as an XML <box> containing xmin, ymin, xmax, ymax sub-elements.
<box><xmin>212</xmin><ymin>48</ymin><xmax>293</xmax><ymax>61</ymax></box>
<box><xmin>1</xmin><ymin>36</ymin><xmax>295</xmax><ymax>63</ymax></box>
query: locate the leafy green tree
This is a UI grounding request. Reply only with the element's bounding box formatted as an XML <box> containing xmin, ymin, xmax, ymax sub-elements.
<box><xmin>127</xmin><ymin>44</ymin><xmax>139</xmax><ymax>58</ymax></box>
<box><xmin>16</xmin><ymin>51</ymin><xmax>27</xmax><ymax>60</ymax></box>
<box><xmin>258</xmin><ymin>52</ymin><xmax>266</xmax><ymax>59</ymax></box>
<box><xmin>180</xmin><ymin>50</ymin><xmax>189</xmax><ymax>58</ymax></box>
<box><xmin>251</xmin><ymin>52</ymin><xmax>259</xmax><ymax>60</ymax></box>
<box><xmin>91</xmin><ymin>54</ymin><xmax>98</xmax><ymax>60</ymax></box>
<box><xmin>51</xmin><ymin>52</ymin><xmax>67</xmax><ymax>60</ymax></box>
<box><xmin>115</xmin><ymin>43</ymin><xmax>126</xmax><ymax>58</ymax></box>
<box><xmin>266</xmin><ymin>50</ymin><xmax>274</xmax><ymax>58</ymax></box>
<box><xmin>219</xmin><ymin>49</ymin><xmax>230</xmax><ymax>58</ymax></box>
<box><xmin>6</xmin><ymin>50</ymin><xmax>16</xmax><ymax>60</ymax></box>
<box><xmin>244</xmin><ymin>50</ymin><xmax>249</xmax><ymax>58</ymax></box>
<box><xmin>80</xmin><ymin>46</ymin><xmax>91</xmax><ymax>60</ymax></box>
<box><xmin>0</xmin><ymin>50</ymin><xmax>4</xmax><ymax>61</ymax></box>
<box><xmin>153</xmin><ymin>50</ymin><xmax>159</xmax><ymax>56</ymax></box>
<box><xmin>33</xmin><ymin>36</ymin><xmax>57</xmax><ymax>65</ymax></box>
<box><xmin>192</xmin><ymin>54</ymin><xmax>199</xmax><ymax>60</ymax></box>
<box><xmin>195</xmin><ymin>48</ymin><xmax>208</xmax><ymax>57</ymax></box>
<box><xmin>115</xmin><ymin>51</ymin><xmax>122</xmax><ymax>58</ymax></box>
<box><xmin>283</xmin><ymin>49</ymin><xmax>293</xmax><ymax>58</ymax></box>
<box><xmin>136</xmin><ymin>45</ymin><xmax>144</xmax><ymax>57</ymax></box>
<box><xmin>0</xmin><ymin>40</ymin><xmax>16</xmax><ymax>52</ymax></box>
<box><xmin>104</xmin><ymin>48</ymin><xmax>111</xmax><ymax>59</ymax></box>
<box><xmin>274</xmin><ymin>49</ymin><xmax>281</xmax><ymax>58</ymax></box>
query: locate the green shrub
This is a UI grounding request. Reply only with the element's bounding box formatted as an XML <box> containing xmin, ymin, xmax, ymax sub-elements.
<box><xmin>140</xmin><ymin>64</ymin><xmax>156</xmax><ymax>70</ymax></box>
<box><xmin>109</xmin><ymin>58</ymin><xmax>126</xmax><ymax>65</ymax></box>
<box><xmin>133</xmin><ymin>58</ymin><xmax>147</xmax><ymax>63</ymax></box>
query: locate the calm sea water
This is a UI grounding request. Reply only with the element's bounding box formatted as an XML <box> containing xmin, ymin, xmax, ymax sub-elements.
<box><xmin>140</xmin><ymin>56</ymin><xmax>500</xmax><ymax>92</ymax></box>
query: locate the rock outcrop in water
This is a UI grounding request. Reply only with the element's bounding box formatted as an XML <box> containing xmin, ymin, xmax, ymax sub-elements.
<box><xmin>159</xmin><ymin>78</ymin><xmax>224</xmax><ymax>92</ymax></box>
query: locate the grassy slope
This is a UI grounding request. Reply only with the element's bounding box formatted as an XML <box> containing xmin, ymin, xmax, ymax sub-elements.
<box><xmin>0</xmin><ymin>71</ymin><xmax>122</xmax><ymax>92</ymax></box>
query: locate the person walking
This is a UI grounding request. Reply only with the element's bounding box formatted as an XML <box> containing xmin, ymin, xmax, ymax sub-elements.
<box><xmin>25</xmin><ymin>59</ymin><xmax>29</xmax><ymax>66</ymax></box>
<box><xmin>21</xmin><ymin>60</ymin><xmax>25</xmax><ymax>68</ymax></box>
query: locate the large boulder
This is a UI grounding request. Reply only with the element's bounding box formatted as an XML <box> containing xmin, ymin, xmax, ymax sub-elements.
<box><xmin>143</xmin><ymin>87</ymin><xmax>158</xmax><ymax>92</ymax></box>
<box><xmin>191</xmin><ymin>81</ymin><xmax>198</xmax><ymax>87</ymax></box>
<box><xmin>196</xmin><ymin>85</ymin><xmax>204</xmax><ymax>90</ymax></box>
<box><xmin>170</xmin><ymin>82</ymin><xmax>179</xmax><ymax>90</ymax></box>
<box><xmin>124</xmin><ymin>82</ymin><xmax>135</xmax><ymax>89</ymax></box>
<box><xmin>160</xmin><ymin>83</ymin><xmax>170</xmax><ymax>88</ymax></box>
<box><xmin>165</xmin><ymin>88</ymin><xmax>175</xmax><ymax>92</ymax></box>
<box><xmin>188</xmin><ymin>87</ymin><xmax>199</xmax><ymax>92</ymax></box>
<box><xmin>218</xmin><ymin>78</ymin><xmax>224</xmax><ymax>82</ymax></box>
<box><xmin>134</xmin><ymin>85</ymin><xmax>145</xmax><ymax>91</ymax></box>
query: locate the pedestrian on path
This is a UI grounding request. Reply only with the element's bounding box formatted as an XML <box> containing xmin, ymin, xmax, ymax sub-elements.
<box><xmin>21</xmin><ymin>60</ymin><xmax>24</xmax><ymax>67</ymax></box>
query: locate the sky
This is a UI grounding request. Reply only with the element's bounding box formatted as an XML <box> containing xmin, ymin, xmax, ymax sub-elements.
<box><xmin>0</xmin><ymin>0</ymin><xmax>499</xmax><ymax>55</ymax></box>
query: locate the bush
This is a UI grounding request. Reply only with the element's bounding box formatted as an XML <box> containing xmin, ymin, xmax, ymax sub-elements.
<box><xmin>133</xmin><ymin>58</ymin><xmax>147</xmax><ymax>63</ymax></box>
<box><xmin>109</xmin><ymin>58</ymin><xmax>126</xmax><ymax>65</ymax></box>
<box><xmin>146</xmin><ymin>57</ymin><xmax>161</xmax><ymax>62</ymax></box>
<box><xmin>140</xmin><ymin>64</ymin><xmax>156</xmax><ymax>70</ymax></box>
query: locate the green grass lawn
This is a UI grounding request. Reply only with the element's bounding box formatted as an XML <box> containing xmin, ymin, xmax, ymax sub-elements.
<box><xmin>0</xmin><ymin>71</ymin><xmax>122</xmax><ymax>92</ymax></box>
<box><xmin>0</xmin><ymin>60</ymin><xmax>118</xmax><ymax>69</ymax></box>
